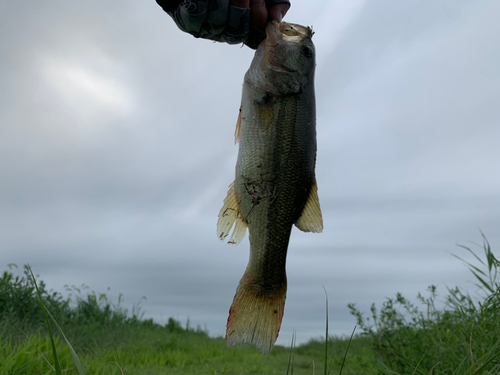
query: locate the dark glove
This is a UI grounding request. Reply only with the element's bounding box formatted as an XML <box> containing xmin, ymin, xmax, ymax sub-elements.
<box><xmin>156</xmin><ymin>0</ymin><xmax>290</xmax><ymax>49</ymax></box>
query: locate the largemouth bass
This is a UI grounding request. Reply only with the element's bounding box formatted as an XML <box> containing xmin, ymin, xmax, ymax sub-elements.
<box><xmin>217</xmin><ymin>21</ymin><xmax>323</xmax><ymax>355</ymax></box>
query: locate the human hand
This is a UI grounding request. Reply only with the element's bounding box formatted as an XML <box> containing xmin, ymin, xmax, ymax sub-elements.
<box><xmin>242</xmin><ymin>0</ymin><xmax>291</xmax><ymax>48</ymax></box>
<box><xmin>156</xmin><ymin>0</ymin><xmax>291</xmax><ymax>49</ymax></box>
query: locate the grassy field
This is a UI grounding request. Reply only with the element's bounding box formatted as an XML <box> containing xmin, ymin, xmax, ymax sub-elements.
<box><xmin>1</xmin><ymin>236</ymin><xmax>499</xmax><ymax>374</ymax></box>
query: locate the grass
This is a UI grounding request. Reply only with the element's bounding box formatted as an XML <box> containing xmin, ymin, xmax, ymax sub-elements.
<box><xmin>0</xmin><ymin>264</ymin><xmax>374</xmax><ymax>374</ymax></box>
<box><xmin>349</xmin><ymin>233</ymin><xmax>500</xmax><ymax>374</ymax></box>
<box><xmin>1</xmin><ymin>234</ymin><xmax>499</xmax><ymax>374</ymax></box>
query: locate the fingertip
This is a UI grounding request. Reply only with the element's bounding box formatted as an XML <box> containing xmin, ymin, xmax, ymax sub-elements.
<box><xmin>269</xmin><ymin>3</ymin><xmax>290</xmax><ymax>22</ymax></box>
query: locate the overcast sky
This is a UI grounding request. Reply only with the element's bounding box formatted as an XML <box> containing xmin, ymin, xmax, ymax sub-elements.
<box><xmin>1</xmin><ymin>1</ymin><xmax>499</xmax><ymax>346</ymax></box>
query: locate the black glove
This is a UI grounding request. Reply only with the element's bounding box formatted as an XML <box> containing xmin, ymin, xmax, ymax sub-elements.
<box><xmin>156</xmin><ymin>0</ymin><xmax>290</xmax><ymax>49</ymax></box>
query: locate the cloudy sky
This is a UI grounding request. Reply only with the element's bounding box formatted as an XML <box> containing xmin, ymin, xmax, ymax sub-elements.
<box><xmin>1</xmin><ymin>1</ymin><xmax>499</xmax><ymax>346</ymax></box>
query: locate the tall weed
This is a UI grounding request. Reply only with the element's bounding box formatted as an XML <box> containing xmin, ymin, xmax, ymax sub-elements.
<box><xmin>349</xmin><ymin>235</ymin><xmax>500</xmax><ymax>374</ymax></box>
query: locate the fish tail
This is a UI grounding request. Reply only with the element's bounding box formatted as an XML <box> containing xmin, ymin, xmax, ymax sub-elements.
<box><xmin>226</xmin><ymin>271</ymin><xmax>286</xmax><ymax>355</ymax></box>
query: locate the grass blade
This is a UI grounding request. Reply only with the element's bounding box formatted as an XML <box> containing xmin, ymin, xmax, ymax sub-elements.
<box><xmin>463</xmin><ymin>337</ymin><xmax>500</xmax><ymax>375</ymax></box>
<box><xmin>46</xmin><ymin>309</ymin><xmax>86</xmax><ymax>375</ymax></box>
<box><xmin>323</xmin><ymin>286</ymin><xmax>329</xmax><ymax>375</ymax></box>
<box><xmin>20</xmin><ymin>329</ymin><xmax>55</xmax><ymax>371</ymax></box>
<box><xmin>338</xmin><ymin>325</ymin><xmax>356</xmax><ymax>375</ymax></box>
<box><xmin>29</xmin><ymin>265</ymin><xmax>86</xmax><ymax>375</ymax></box>
<box><xmin>285</xmin><ymin>330</ymin><xmax>296</xmax><ymax>375</ymax></box>
<box><xmin>28</xmin><ymin>266</ymin><xmax>63</xmax><ymax>375</ymax></box>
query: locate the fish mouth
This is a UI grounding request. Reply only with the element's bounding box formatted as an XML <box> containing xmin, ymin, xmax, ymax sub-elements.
<box><xmin>264</xmin><ymin>21</ymin><xmax>282</xmax><ymax>47</ymax></box>
<box><xmin>266</xmin><ymin>21</ymin><xmax>314</xmax><ymax>46</ymax></box>
<box><xmin>263</xmin><ymin>21</ymin><xmax>302</xmax><ymax>73</ymax></box>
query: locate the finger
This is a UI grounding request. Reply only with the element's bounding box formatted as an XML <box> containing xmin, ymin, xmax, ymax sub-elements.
<box><xmin>250</xmin><ymin>0</ymin><xmax>267</xmax><ymax>30</ymax></box>
<box><xmin>267</xmin><ymin>2</ymin><xmax>290</xmax><ymax>22</ymax></box>
<box><xmin>230</xmin><ymin>0</ymin><xmax>250</xmax><ymax>8</ymax></box>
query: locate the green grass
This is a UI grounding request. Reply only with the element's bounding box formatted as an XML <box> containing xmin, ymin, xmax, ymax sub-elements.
<box><xmin>0</xmin><ymin>322</ymin><xmax>375</xmax><ymax>374</ymax></box>
<box><xmin>349</xmin><ymin>233</ymin><xmax>500</xmax><ymax>374</ymax></box>
<box><xmin>1</xmin><ymin>234</ymin><xmax>499</xmax><ymax>374</ymax></box>
<box><xmin>0</xmin><ymin>264</ymin><xmax>375</xmax><ymax>374</ymax></box>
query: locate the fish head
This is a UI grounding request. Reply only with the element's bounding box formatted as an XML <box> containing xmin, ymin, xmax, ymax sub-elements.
<box><xmin>265</xmin><ymin>21</ymin><xmax>315</xmax><ymax>75</ymax></box>
<box><xmin>254</xmin><ymin>21</ymin><xmax>315</xmax><ymax>94</ymax></box>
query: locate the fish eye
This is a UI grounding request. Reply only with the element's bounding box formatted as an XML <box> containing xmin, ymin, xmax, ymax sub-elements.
<box><xmin>300</xmin><ymin>45</ymin><xmax>313</xmax><ymax>58</ymax></box>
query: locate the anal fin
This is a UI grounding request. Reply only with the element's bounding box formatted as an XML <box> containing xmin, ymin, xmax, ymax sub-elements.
<box><xmin>295</xmin><ymin>179</ymin><xmax>323</xmax><ymax>233</ymax></box>
<box><xmin>217</xmin><ymin>182</ymin><xmax>248</xmax><ymax>245</ymax></box>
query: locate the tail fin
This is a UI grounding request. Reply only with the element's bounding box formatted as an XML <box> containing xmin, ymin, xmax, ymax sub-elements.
<box><xmin>226</xmin><ymin>272</ymin><xmax>286</xmax><ymax>355</ymax></box>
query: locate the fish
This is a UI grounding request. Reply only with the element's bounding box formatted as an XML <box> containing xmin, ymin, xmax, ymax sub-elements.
<box><xmin>217</xmin><ymin>20</ymin><xmax>323</xmax><ymax>355</ymax></box>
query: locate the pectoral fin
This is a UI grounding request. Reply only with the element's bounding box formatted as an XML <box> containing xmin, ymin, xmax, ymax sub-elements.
<box><xmin>217</xmin><ymin>182</ymin><xmax>248</xmax><ymax>245</ymax></box>
<box><xmin>295</xmin><ymin>180</ymin><xmax>323</xmax><ymax>233</ymax></box>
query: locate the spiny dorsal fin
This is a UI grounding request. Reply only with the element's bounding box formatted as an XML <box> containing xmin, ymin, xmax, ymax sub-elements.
<box><xmin>294</xmin><ymin>180</ymin><xmax>323</xmax><ymax>233</ymax></box>
<box><xmin>235</xmin><ymin>107</ymin><xmax>242</xmax><ymax>144</ymax></box>
<box><xmin>217</xmin><ymin>182</ymin><xmax>248</xmax><ymax>245</ymax></box>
